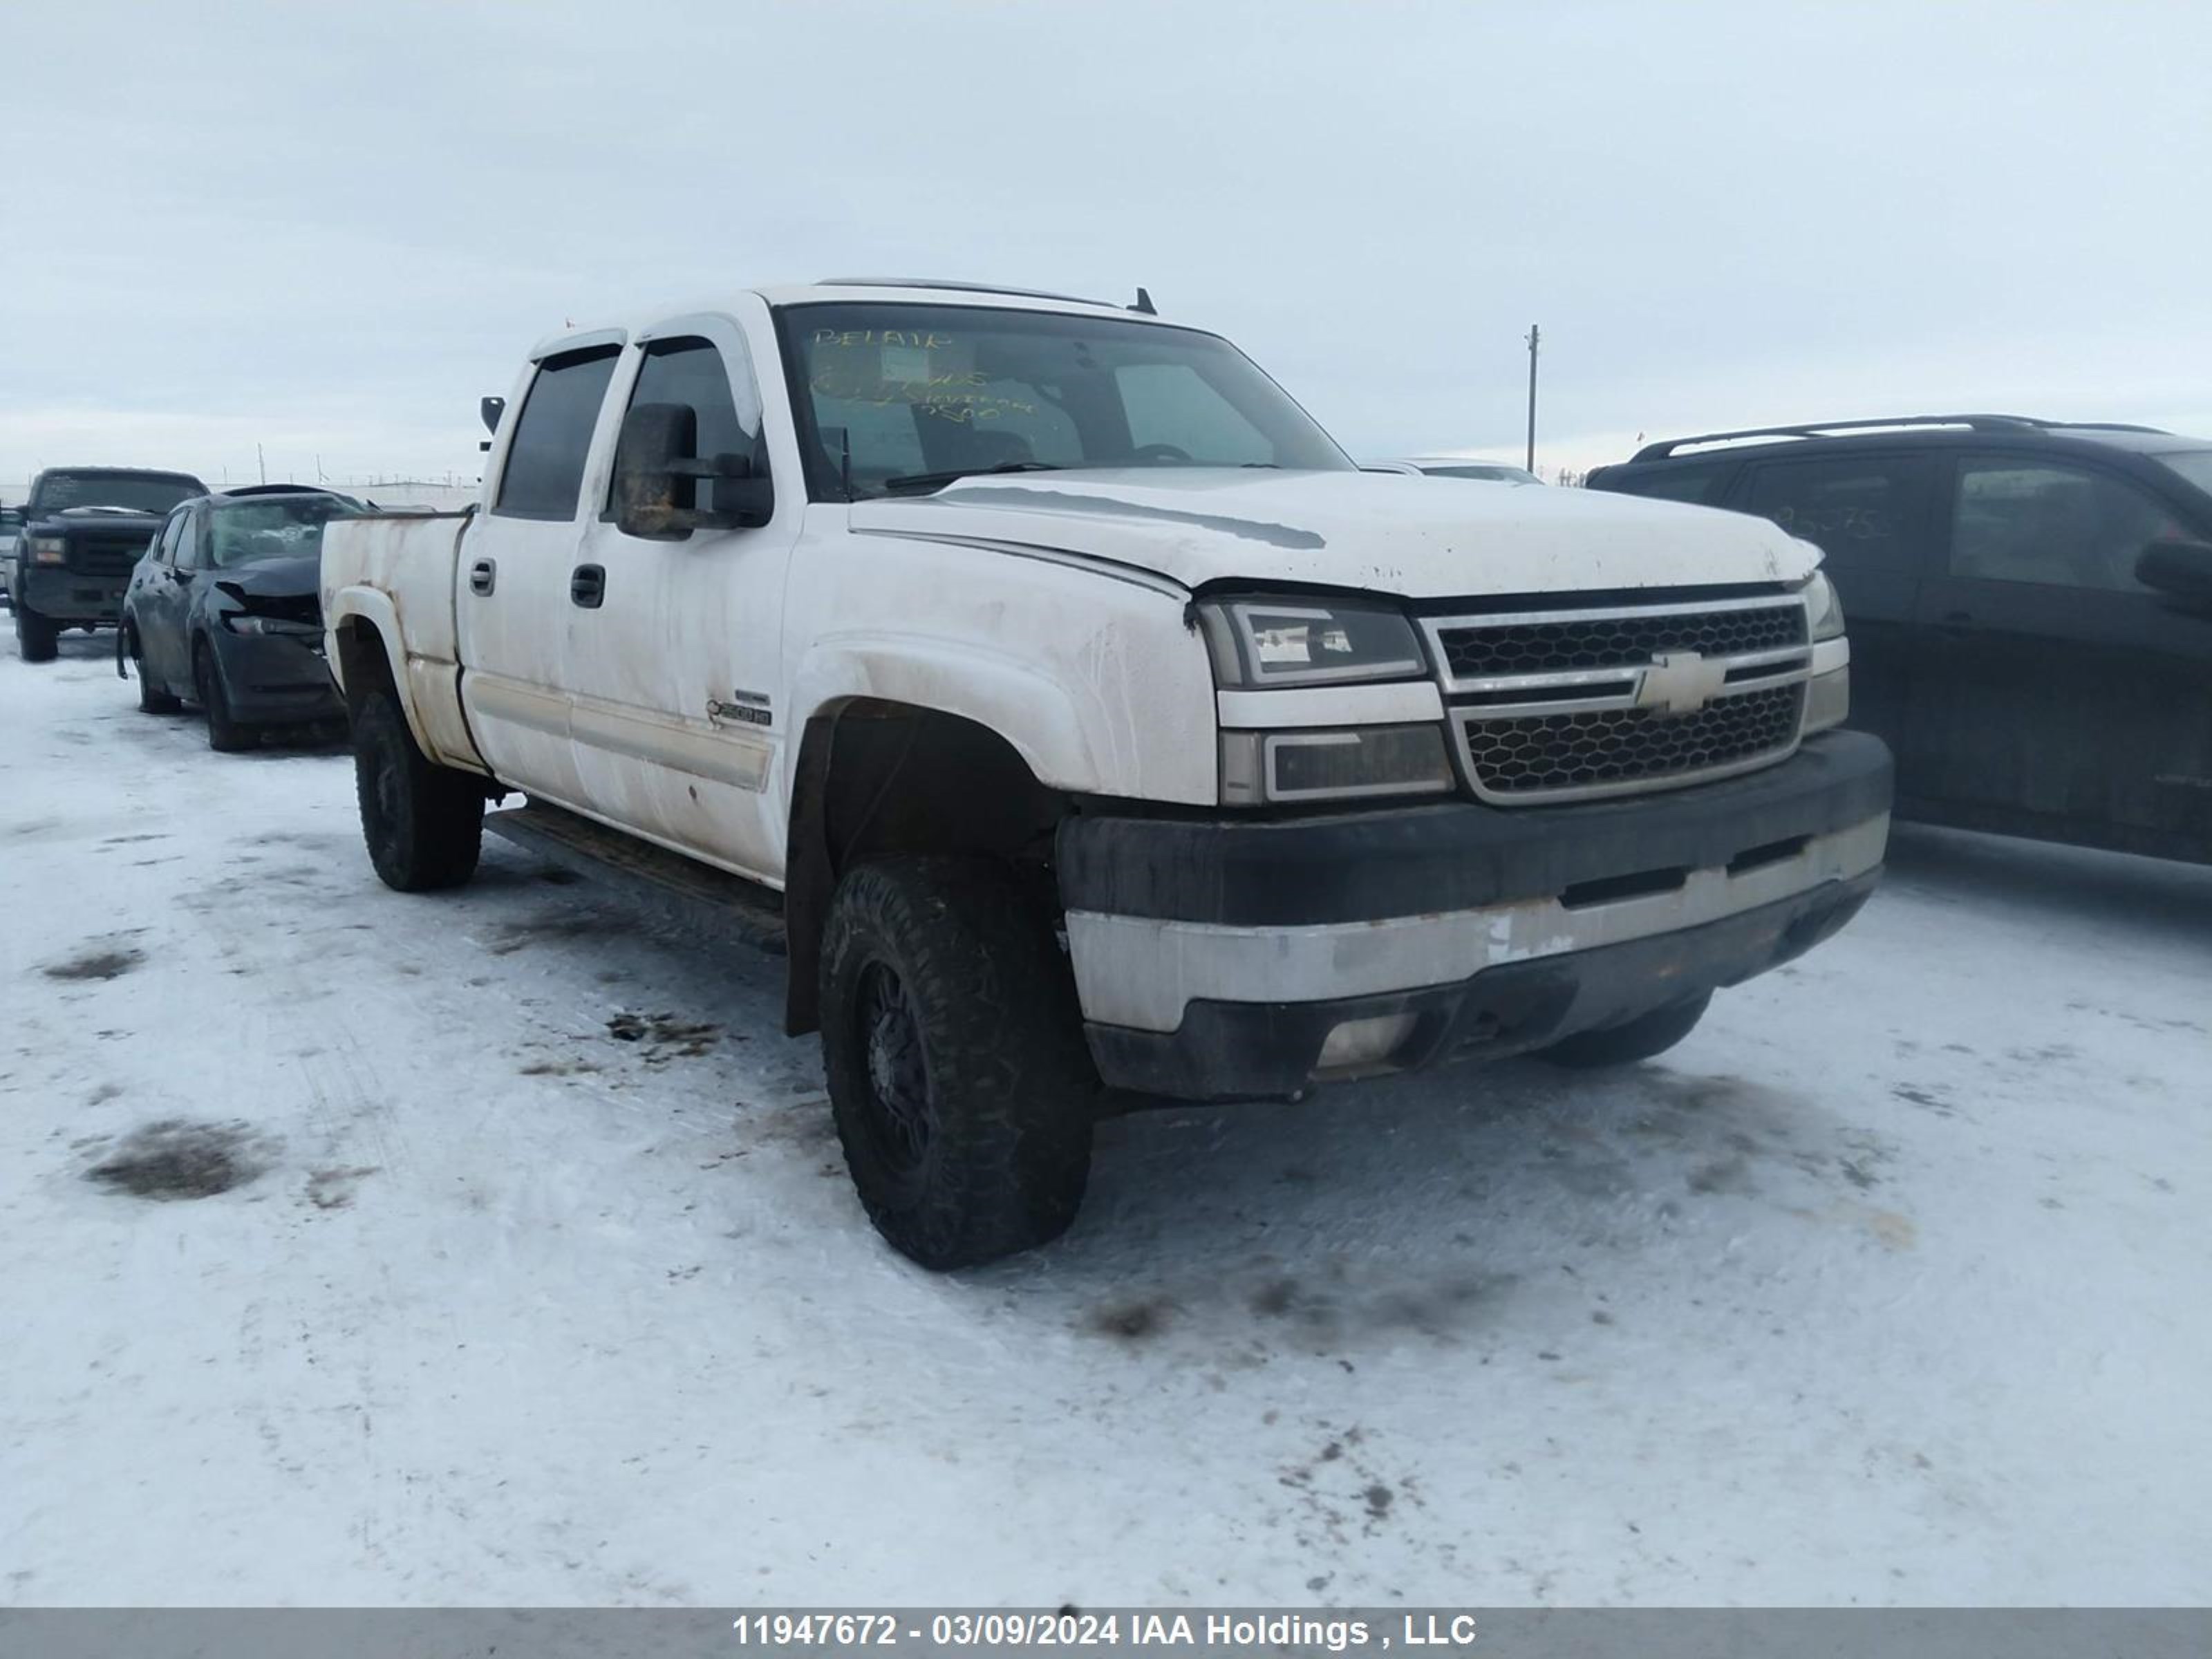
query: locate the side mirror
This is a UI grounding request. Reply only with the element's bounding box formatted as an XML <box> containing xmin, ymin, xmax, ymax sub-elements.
<box><xmin>613</xmin><ymin>402</ymin><xmax>773</xmax><ymax>540</ymax></box>
<box><xmin>2135</xmin><ymin>540</ymin><xmax>2212</xmax><ymax>604</ymax></box>
<box><xmin>479</xmin><ymin>395</ymin><xmax>506</xmax><ymax>435</ymax></box>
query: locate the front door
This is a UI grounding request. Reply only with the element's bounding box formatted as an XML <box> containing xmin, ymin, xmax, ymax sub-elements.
<box><xmin>135</xmin><ymin>507</ymin><xmax>194</xmax><ymax>691</ymax></box>
<box><xmin>457</xmin><ymin>340</ymin><xmax>624</xmax><ymax>807</ymax></box>
<box><xmin>1904</xmin><ymin>453</ymin><xmax>2212</xmax><ymax>858</ymax></box>
<box><xmin>566</xmin><ymin>312</ymin><xmax>796</xmax><ymax>884</ymax></box>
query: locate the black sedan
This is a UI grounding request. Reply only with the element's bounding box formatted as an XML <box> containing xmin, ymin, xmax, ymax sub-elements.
<box><xmin>118</xmin><ymin>487</ymin><xmax>364</xmax><ymax>750</ymax></box>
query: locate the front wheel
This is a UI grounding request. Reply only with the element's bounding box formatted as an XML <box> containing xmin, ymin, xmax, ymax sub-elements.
<box><xmin>14</xmin><ymin>601</ymin><xmax>57</xmax><ymax>663</ymax></box>
<box><xmin>351</xmin><ymin>688</ymin><xmax>484</xmax><ymax>891</ymax></box>
<box><xmin>1537</xmin><ymin>992</ymin><xmax>1712</xmax><ymax>1069</ymax></box>
<box><xmin>819</xmin><ymin>856</ymin><xmax>1097</xmax><ymax>1270</ymax></box>
<box><xmin>194</xmin><ymin>641</ymin><xmax>250</xmax><ymax>751</ymax></box>
<box><xmin>129</xmin><ymin>626</ymin><xmax>182</xmax><ymax>713</ymax></box>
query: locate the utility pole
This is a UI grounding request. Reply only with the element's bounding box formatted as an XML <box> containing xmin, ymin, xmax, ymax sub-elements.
<box><xmin>257</xmin><ymin>443</ymin><xmax>266</xmax><ymax>485</ymax></box>
<box><xmin>1524</xmin><ymin>324</ymin><xmax>1540</xmax><ymax>477</ymax></box>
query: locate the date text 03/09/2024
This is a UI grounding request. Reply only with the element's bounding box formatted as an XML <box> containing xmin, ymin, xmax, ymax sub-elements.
<box><xmin>727</xmin><ymin>1612</ymin><xmax>1484</xmax><ymax>1650</ymax></box>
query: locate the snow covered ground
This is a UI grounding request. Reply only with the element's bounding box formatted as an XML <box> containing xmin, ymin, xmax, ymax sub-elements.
<box><xmin>1</xmin><ymin>628</ymin><xmax>2206</xmax><ymax>1609</ymax></box>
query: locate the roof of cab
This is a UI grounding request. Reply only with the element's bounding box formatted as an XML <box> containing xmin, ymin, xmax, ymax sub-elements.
<box><xmin>527</xmin><ymin>279</ymin><xmax>1168</xmax><ymax>362</ymax></box>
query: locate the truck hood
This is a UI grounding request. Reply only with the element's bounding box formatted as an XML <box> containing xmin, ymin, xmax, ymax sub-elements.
<box><xmin>30</xmin><ymin>507</ymin><xmax>165</xmax><ymax>534</ymax></box>
<box><xmin>847</xmin><ymin>467</ymin><xmax>1818</xmax><ymax>598</ymax></box>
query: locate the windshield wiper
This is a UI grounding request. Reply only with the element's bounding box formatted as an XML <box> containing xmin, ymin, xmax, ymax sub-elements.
<box><xmin>880</xmin><ymin>460</ymin><xmax>1069</xmax><ymax>496</ymax></box>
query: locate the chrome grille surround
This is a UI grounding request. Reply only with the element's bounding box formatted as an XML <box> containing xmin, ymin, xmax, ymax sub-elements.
<box><xmin>1419</xmin><ymin>594</ymin><xmax>1815</xmax><ymax>804</ymax></box>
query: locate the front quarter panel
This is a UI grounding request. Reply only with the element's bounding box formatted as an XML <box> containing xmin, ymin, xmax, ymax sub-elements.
<box><xmin>782</xmin><ymin>517</ymin><xmax>1218</xmax><ymax>807</ymax></box>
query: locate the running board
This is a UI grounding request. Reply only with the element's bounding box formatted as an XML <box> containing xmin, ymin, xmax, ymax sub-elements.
<box><xmin>484</xmin><ymin>799</ymin><xmax>787</xmax><ymax>957</ymax></box>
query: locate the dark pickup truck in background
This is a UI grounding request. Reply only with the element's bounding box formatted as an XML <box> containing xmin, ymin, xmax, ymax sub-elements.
<box><xmin>1589</xmin><ymin>415</ymin><xmax>2212</xmax><ymax>866</ymax></box>
<box><xmin>8</xmin><ymin>467</ymin><xmax>207</xmax><ymax>662</ymax></box>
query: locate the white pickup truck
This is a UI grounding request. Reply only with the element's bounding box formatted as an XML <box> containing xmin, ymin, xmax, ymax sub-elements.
<box><xmin>322</xmin><ymin>278</ymin><xmax>1891</xmax><ymax>1268</ymax></box>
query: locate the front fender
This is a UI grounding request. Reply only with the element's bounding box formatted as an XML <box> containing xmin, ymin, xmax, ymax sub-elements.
<box><xmin>786</xmin><ymin>629</ymin><xmax>1216</xmax><ymax>806</ymax></box>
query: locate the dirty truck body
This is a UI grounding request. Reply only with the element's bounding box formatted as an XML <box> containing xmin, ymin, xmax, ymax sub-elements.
<box><xmin>322</xmin><ymin>282</ymin><xmax>1889</xmax><ymax>1266</ymax></box>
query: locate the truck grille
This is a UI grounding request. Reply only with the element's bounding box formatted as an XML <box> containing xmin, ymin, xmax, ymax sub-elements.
<box><xmin>69</xmin><ymin>536</ymin><xmax>152</xmax><ymax>578</ymax></box>
<box><xmin>1434</xmin><ymin>602</ymin><xmax>1806</xmax><ymax>677</ymax></box>
<box><xmin>1459</xmin><ymin>682</ymin><xmax>1806</xmax><ymax>798</ymax></box>
<box><xmin>1421</xmin><ymin>594</ymin><xmax>1815</xmax><ymax>803</ymax></box>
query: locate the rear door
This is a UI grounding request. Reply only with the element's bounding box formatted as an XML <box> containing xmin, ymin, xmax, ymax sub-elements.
<box><xmin>567</xmin><ymin>310</ymin><xmax>796</xmax><ymax>883</ymax></box>
<box><xmin>1904</xmin><ymin>452</ymin><xmax>2212</xmax><ymax>856</ymax></box>
<box><xmin>1727</xmin><ymin>451</ymin><xmax>1941</xmax><ymax>759</ymax></box>
<box><xmin>458</xmin><ymin>339</ymin><xmax>625</xmax><ymax>803</ymax></box>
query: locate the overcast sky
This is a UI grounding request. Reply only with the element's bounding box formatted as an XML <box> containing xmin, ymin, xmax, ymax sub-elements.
<box><xmin>3</xmin><ymin>0</ymin><xmax>2209</xmax><ymax>493</ymax></box>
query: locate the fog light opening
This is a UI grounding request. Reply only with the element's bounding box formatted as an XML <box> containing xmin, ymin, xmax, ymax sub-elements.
<box><xmin>1315</xmin><ymin>1011</ymin><xmax>1418</xmax><ymax>1076</ymax></box>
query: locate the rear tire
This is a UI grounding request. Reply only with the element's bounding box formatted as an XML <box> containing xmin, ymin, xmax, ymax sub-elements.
<box><xmin>14</xmin><ymin>601</ymin><xmax>57</xmax><ymax>663</ymax></box>
<box><xmin>351</xmin><ymin>688</ymin><xmax>484</xmax><ymax>891</ymax></box>
<box><xmin>1537</xmin><ymin>992</ymin><xmax>1712</xmax><ymax>1069</ymax></box>
<box><xmin>130</xmin><ymin>627</ymin><xmax>182</xmax><ymax>713</ymax></box>
<box><xmin>819</xmin><ymin>856</ymin><xmax>1096</xmax><ymax>1270</ymax></box>
<box><xmin>194</xmin><ymin>641</ymin><xmax>250</xmax><ymax>751</ymax></box>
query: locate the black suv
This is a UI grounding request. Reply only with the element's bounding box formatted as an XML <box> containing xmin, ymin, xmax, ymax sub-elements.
<box><xmin>9</xmin><ymin>467</ymin><xmax>207</xmax><ymax>661</ymax></box>
<box><xmin>1588</xmin><ymin>416</ymin><xmax>2212</xmax><ymax>865</ymax></box>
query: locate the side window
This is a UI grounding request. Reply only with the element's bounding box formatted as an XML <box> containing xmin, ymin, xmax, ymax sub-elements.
<box><xmin>494</xmin><ymin>346</ymin><xmax>621</xmax><ymax>520</ymax></box>
<box><xmin>611</xmin><ymin>336</ymin><xmax>767</xmax><ymax>518</ymax></box>
<box><xmin>1742</xmin><ymin>458</ymin><xmax>1928</xmax><ymax>572</ymax></box>
<box><xmin>1949</xmin><ymin>460</ymin><xmax>2184</xmax><ymax>593</ymax></box>
<box><xmin>155</xmin><ymin>511</ymin><xmax>185</xmax><ymax>565</ymax></box>
<box><xmin>1615</xmin><ymin>463</ymin><xmax>1728</xmax><ymax>504</ymax></box>
<box><xmin>172</xmin><ymin>509</ymin><xmax>203</xmax><ymax>570</ymax></box>
<box><xmin>1116</xmin><ymin>363</ymin><xmax>1271</xmax><ymax>465</ymax></box>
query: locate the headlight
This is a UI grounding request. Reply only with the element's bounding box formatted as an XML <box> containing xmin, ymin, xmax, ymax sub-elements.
<box><xmin>223</xmin><ymin>612</ymin><xmax>321</xmax><ymax>637</ymax></box>
<box><xmin>29</xmin><ymin>535</ymin><xmax>66</xmax><ymax>565</ymax></box>
<box><xmin>1802</xmin><ymin>570</ymin><xmax>1844</xmax><ymax>641</ymax></box>
<box><xmin>1198</xmin><ymin>595</ymin><xmax>1426</xmax><ymax>687</ymax></box>
<box><xmin>1220</xmin><ymin>724</ymin><xmax>1454</xmax><ymax>805</ymax></box>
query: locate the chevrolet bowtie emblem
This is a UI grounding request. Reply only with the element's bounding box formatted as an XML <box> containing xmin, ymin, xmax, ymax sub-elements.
<box><xmin>1635</xmin><ymin>650</ymin><xmax>1730</xmax><ymax>716</ymax></box>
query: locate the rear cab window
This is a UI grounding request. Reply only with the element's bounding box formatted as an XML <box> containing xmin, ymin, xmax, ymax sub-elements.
<box><xmin>495</xmin><ymin>346</ymin><xmax>623</xmax><ymax>520</ymax></box>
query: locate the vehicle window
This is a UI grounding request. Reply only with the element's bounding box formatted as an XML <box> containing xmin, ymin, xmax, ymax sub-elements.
<box><xmin>207</xmin><ymin>495</ymin><xmax>363</xmax><ymax>568</ymax></box>
<box><xmin>2152</xmin><ymin>449</ymin><xmax>2212</xmax><ymax>495</ymax></box>
<box><xmin>495</xmin><ymin>346</ymin><xmax>621</xmax><ymax>520</ymax></box>
<box><xmin>610</xmin><ymin>337</ymin><xmax>769</xmax><ymax>519</ymax></box>
<box><xmin>173</xmin><ymin>509</ymin><xmax>203</xmax><ymax>570</ymax></box>
<box><xmin>156</xmin><ymin>511</ymin><xmax>185</xmax><ymax>565</ymax></box>
<box><xmin>1418</xmin><ymin>464</ymin><xmax>1539</xmax><ymax>483</ymax></box>
<box><xmin>28</xmin><ymin>473</ymin><xmax>203</xmax><ymax>515</ymax></box>
<box><xmin>1611</xmin><ymin>464</ymin><xmax>1727</xmax><ymax>504</ymax></box>
<box><xmin>779</xmin><ymin>302</ymin><xmax>1351</xmax><ymax>500</ymax></box>
<box><xmin>1950</xmin><ymin>461</ymin><xmax>2186</xmax><ymax>592</ymax></box>
<box><xmin>1116</xmin><ymin>363</ymin><xmax>1269</xmax><ymax>465</ymax></box>
<box><xmin>1743</xmin><ymin>458</ymin><xmax>1924</xmax><ymax>568</ymax></box>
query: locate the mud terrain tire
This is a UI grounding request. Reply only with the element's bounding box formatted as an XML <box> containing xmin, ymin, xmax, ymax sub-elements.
<box><xmin>352</xmin><ymin>688</ymin><xmax>483</xmax><ymax>891</ymax></box>
<box><xmin>820</xmin><ymin>856</ymin><xmax>1096</xmax><ymax>1270</ymax></box>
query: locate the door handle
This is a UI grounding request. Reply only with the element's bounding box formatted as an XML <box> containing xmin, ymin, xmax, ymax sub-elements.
<box><xmin>570</xmin><ymin>563</ymin><xmax>606</xmax><ymax>608</ymax></box>
<box><xmin>1934</xmin><ymin>608</ymin><xmax>1974</xmax><ymax>638</ymax></box>
<box><xmin>469</xmin><ymin>558</ymin><xmax>496</xmax><ymax>597</ymax></box>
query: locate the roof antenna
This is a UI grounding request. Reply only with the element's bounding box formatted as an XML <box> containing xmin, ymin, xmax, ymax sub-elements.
<box><xmin>1130</xmin><ymin>287</ymin><xmax>1156</xmax><ymax>315</ymax></box>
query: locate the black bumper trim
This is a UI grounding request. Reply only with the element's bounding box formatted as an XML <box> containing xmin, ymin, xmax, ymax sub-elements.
<box><xmin>1087</xmin><ymin>870</ymin><xmax>1879</xmax><ymax>1102</ymax></box>
<box><xmin>1058</xmin><ymin>730</ymin><xmax>1892</xmax><ymax>928</ymax></box>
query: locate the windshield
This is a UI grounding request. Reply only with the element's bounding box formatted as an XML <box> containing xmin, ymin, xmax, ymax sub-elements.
<box><xmin>31</xmin><ymin>472</ymin><xmax>203</xmax><ymax>515</ymax></box>
<box><xmin>2154</xmin><ymin>450</ymin><xmax>2212</xmax><ymax>496</ymax></box>
<box><xmin>206</xmin><ymin>494</ymin><xmax>363</xmax><ymax>568</ymax></box>
<box><xmin>778</xmin><ymin>302</ymin><xmax>1352</xmax><ymax>500</ymax></box>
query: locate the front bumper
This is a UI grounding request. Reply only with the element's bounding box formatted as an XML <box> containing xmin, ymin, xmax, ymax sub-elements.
<box><xmin>1057</xmin><ymin>729</ymin><xmax>1893</xmax><ymax>1100</ymax></box>
<box><xmin>210</xmin><ymin>630</ymin><xmax>344</xmax><ymax>723</ymax></box>
<box><xmin>16</xmin><ymin>564</ymin><xmax>127</xmax><ymax>623</ymax></box>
